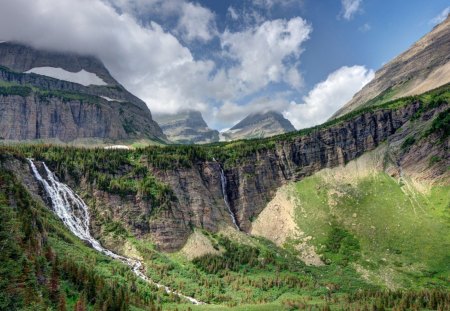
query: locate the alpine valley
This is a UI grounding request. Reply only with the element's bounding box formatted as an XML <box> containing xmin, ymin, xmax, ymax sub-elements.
<box><xmin>0</xmin><ymin>10</ymin><xmax>449</xmax><ymax>311</ymax></box>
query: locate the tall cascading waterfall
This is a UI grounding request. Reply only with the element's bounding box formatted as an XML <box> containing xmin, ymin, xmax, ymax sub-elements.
<box><xmin>27</xmin><ymin>159</ymin><xmax>202</xmax><ymax>305</ymax></box>
<box><xmin>219</xmin><ymin>167</ymin><xmax>240</xmax><ymax>231</ymax></box>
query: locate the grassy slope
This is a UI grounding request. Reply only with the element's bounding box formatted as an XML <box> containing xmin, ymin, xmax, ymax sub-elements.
<box><xmin>290</xmin><ymin>151</ymin><xmax>449</xmax><ymax>290</ymax></box>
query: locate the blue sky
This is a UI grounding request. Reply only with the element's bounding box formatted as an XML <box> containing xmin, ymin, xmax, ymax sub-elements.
<box><xmin>0</xmin><ymin>0</ymin><xmax>448</xmax><ymax>129</ymax></box>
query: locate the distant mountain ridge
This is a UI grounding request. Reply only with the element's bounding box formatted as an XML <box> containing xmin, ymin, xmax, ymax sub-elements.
<box><xmin>222</xmin><ymin>111</ymin><xmax>296</xmax><ymax>141</ymax></box>
<box><xmin>0</xmin><ymin>42</ymin><xmax>165</xmax><ymax>144</ymax></box>
<box><xmin>333</xmin><ymin>15</ymin><xmax>450</xmax><ymax>118</ymax></box>
<box><xmin>154</xmin><ymin>110</ymin><xmax>219</xmax><ymax>144</ymax></box>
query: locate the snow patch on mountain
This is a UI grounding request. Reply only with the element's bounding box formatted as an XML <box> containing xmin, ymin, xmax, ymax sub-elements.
<box><xmin>100</xmin><ymin>96</ymin><xmax>123</xmax><ymax>102</ymax></box>
<box><xmin>25</xmin><ymin>67</ymin><xmax>107</xmax><ymax>86</ymax></box>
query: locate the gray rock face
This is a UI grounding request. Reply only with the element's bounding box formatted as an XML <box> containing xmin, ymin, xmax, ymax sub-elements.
<box><xmin>2</xmin><ymin>100</ymin><xmax>447</xmax><ymax>252</ymax></box>
<box><xmin>222</xmin><ymin>111</ymin><xmax>296</xmax><ymax>141</ymax></box>
<box><xmin>0</xmin><ymin>42</ymin><xmax>166</xmax><ymax>143</ymax></box>
<box><xmin>0</xmin><ymin>94</ymin><xmax>161</xmax><ymax>142</ymax></box>
<box><xmin>333</xmin><ymin>15</ymin><xmax>450</xmax><ymax>118</ymax></box>
<box><xmin>154</xmin><ymin>110</ymin><xmax>219</xmax><ymax>144</ymax></box>
<box><xmin>86</xmin><ymin>102</ymin><xmax>450</xmax><ymax>250</ymax></box>
<box><xmin>83</xmin><ymin>101</ymin><xmax>449</xmax><ymax>250</ymax></box>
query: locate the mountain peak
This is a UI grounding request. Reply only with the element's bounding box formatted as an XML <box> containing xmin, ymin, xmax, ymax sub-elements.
<box><xmin>223</xmin><ymin>110</ymin><xmax>295</xmax><ymax>141</ymax></box>
<box><xmin>154</xmin><ymin>110</ymin><xmax>219</xmax><ymax>144</ymax></box>
<box><xmin>332</xmin><ymin>15</ymin><xmax>450</xmax><ymax>118</ymax></box>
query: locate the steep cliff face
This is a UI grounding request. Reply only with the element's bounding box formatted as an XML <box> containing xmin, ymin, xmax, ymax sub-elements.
<box><xmin>0</xmin><ymin>43</ymin><xmax>166</xmax><ymax>143</ymax></box>
<box><xmin>2</xmin><ymin>95</ymin><xmax>447</xmax><ymax>251</ymax></box>
<box><xmin>154</xmin><ymin>110</ymin><xmax>219</xmax><ymax>144</ymax></box>
<box><xmin>222</xmin><ymin>111</ymin><xmax>296</xmax><ymax>141</ymax></box>
<box><xmin>200</xmin><ymin>101</ymin><xmax>448</xmax><ymax>232</ymax></box>
<box><xmin>88</xmin><ymin>99</ymin><xmax>448</xmax><ymax>250</ymax></box>
<box><xmin>333</xmin><ymin>16</ymin><xmax>450</xmax><ymax>118</ymax></box>
<box><xmin>0</xmin><ymin>93</ymin><xmax>160</xmax><ymax>142</ymax></box>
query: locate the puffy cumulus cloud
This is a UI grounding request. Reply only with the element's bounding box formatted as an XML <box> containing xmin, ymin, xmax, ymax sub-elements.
<box><xmin>0</xmin><ymin>0</ymin><xmax>221</xmax><ymax>115</ymax></box>
<box><xmin>221</xmin><ymin>17</ymin><xmax>311</xmax><ymax>94</ymax></box>
<box><xmin>340</xmin><ymin>0</ymin><xmax>362</xmax><ymax>20</ymax></box>
<box><xmin>0</xmin><ymin>0</ymin><xmax>369</xmax><ymax>131</ymax></box>
<box><xmin>211</xmin><ymin>65</ymin><xmax>373</xmax><ymax>129</ymax></box>
<box><xmin>108</xmin><ymin>0</ymin><xmax>217</xmax><ymax>42</ymax></box>
<box><xmin>284</xmin><ymin>65</ymin><xmax>374</xmax><ymax>129</ymax></box>
<box><xmin>176</xmin><ymin>2</ymin><xmax>218</xmax><ymax>42</ymax></box>
<box><xmin>430</xmin><ymin>7</ymin><xmax>449</xmax><ymax>25</ymax></box>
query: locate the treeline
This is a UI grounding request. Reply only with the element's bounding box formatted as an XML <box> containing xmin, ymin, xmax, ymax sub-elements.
<box><xmin>1</xmin><ymin>146</ymin><xmax>176</xmax><ymax>212</ymax></box>
<box><xmin>346</xmin><ymin>289</ymin><xmax>450</xmax><ymax>311</ymax></box>
<box><xmin>279</xmin><ymin>289</ymin><xmax>450</xmax><ymax>311</ymax></box>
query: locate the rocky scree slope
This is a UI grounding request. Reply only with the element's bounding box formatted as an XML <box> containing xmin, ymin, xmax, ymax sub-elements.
<box><xmin>333</xmin><ymin>15</ymin><xmax>450</xmax><ymax>118</ymax></box>
<box><xmin>0</xmin><ymin>42</ymin><xmax>165</xmax><ymax>143</ymax></box>
<box><xmin>222</xmin><ymin>111</ymin><xmax>296</xmax><ymax>141</ymax></box>
<box><xmin>154</xmin><ymin>110</ymin><xmax>219</xmax><ymax>144</ymax></box>
<box><xmin>4</xmin><ymin>86</ymin><xmax>448</xmax><ymax>252</ymax></box>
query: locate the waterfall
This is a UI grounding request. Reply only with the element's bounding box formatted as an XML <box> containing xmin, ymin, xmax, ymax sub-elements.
<box><xmin>219</xmin><ymin>167</ymin><xmax>240</xmax><ymax>231</ymax></box>
<box><xmin>27</xmin><ymin>159</ymin><xmax>203</xmax><ymax>305</ymax></box>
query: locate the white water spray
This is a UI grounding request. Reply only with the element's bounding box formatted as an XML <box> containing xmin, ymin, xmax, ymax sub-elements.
<box><xmin>27</xmin><ymin>159</ymin><xmax>203</xmax><ymax>305</ymax></box>
<box><xmin>219</xmin><ymin>167</ymin><xmax>240</xmax><ymax>231</ymax></box>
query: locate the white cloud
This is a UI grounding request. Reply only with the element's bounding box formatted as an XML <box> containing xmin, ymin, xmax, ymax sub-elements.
<box><xmin>108</xmin><ymin>0</ymin><xmax>217</xmax><ymax>42</ymax></box>
<box><xmin>284</xmin><ymin>65</ymin><xmax>374</xmax><ymax>129</ymax></box>
<box><xmin>340</xmin><ymin>0</ymin><xmax>362</xmax><ymax>20</ymax></box>
<box><xmin>221</xmin><ymin>17</ymin><xmax>311</xmax><ymax>94</ymax></box>
<box><xmin>1</xmin><ymin>0</ymin><xmax>369</xmax><ymax>132</ymax></box>
<box><xmin>176</xmin><ymin>2</ymin><xmax>217</xmax><ymax>42</ymax></box>
<box><xmin>0</xmin><ymin>0</ymin><xmax>221</xmax><ymax>116</ymax></box>
<box><xmin>227</xmin><ymin>6</ymin><xmax>239</xmax><ymax>20</ymax></box>
<box><xmin>211</xmin><ymin>65</ymin><xmax>374</xmax><ymax>129</ymax></box>
<box><xmin>430</xmin><ymin>7</ymin><xmax>449</xmax><ymax>25</ymax></box>
<box><xmin>252</xmin><ymin>0</ymin><xmax>298</xmax><ymax>9</ymax></box>
<box><xmin>358</xmin><ymin>23</ymin><xmax>371</xmax><ymax>32</ymax></box>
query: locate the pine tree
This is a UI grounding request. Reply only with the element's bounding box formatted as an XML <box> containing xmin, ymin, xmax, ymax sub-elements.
<box><xmin>58</xmin><ymin>293</ymin><xmax>67</xmax><ymax>311</ymax></box>
<box><xmin>49</xmin><ymin>259</ymin><xmax>60</xmax><ymax>304</ymax></box>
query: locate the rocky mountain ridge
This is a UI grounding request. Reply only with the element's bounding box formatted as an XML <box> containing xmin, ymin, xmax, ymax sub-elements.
<box><xmin>222</xmin><ymin>110</ymin><xmax>296</xmax><ymax>141</ymax></box>
<box><xmin>5</xmin><ymin>89</ymin><xmax>447</xmax><ymax>251</ymax></box>
<box><xmin>333</xmin><ymin>15</ymin><xmax>450</xmax><ymax>118</ymax></box>
<box><xmin>154</xmin><ymin>110</ymin><xmax>219</xmax><ymax>144</ymax></box>
<box><xmin>0</xmin><ymin>42</ymin><xmax>165</xmax><ymax>143</ymax></box>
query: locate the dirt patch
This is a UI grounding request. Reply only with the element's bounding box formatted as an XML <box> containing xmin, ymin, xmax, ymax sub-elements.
<box><xmin>179</xmin><ymin>230</ymin><xmax>221</xmax><ymax>261</ymax></box>
<box><xmin>101</xmin><ymin>235</ymin><xmax>143</xmax><ymax>260</ymax></box>
<box><xmin>218</xmin><ymin>225</ymin><xmax>256</xmax><ymax>247</ymax></box>
<box><xmin>251</xmin><ymin>186</ymin><xmax>323</xmax><ymax>266</ymax></box>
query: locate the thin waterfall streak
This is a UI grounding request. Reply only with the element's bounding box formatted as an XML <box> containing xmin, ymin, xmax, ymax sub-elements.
<box><xmin>219</xmin><ymin>168</ymin><xmax>240</xmax><ymax>231</ymax></box>
<box><xmin>27</xmin><ymin>159</ymin><xmax>203</xmax><ymax>305</ymax></box>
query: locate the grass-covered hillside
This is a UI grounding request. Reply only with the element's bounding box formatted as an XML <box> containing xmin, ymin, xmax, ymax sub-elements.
<box><xmin>289</xmin><ymin>147</ymin><xmax>449</xmax><ymax>289</ymax></box>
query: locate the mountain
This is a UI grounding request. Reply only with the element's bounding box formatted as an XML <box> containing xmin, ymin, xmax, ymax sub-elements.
<box><xmin>0</xmin><ymin>84</ymin><xmax>449</xmax><ymax>309</ymax></box>
<box><xmin>333</xmin><ymin>15</ymin><xmax>450</xmax><ymax>118</ymax></box>
<box><xmin>154</xmin><ymin>110</ymin><xmax>219</xmax><ymax>144</ymax></box>
<box><xmin>222</xmin><ymin>110</ymin><xmax>296</xmax><ymax>141</ymax></box>
<box><xmin>0</xmin><ymin>42</ymin><xmax>166</xmax><ymax>144</ymax></box>
<box><xmin>1</xmin><ymin>24</ymin><xmax>449</xmax><ymax>310</ymax></box>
